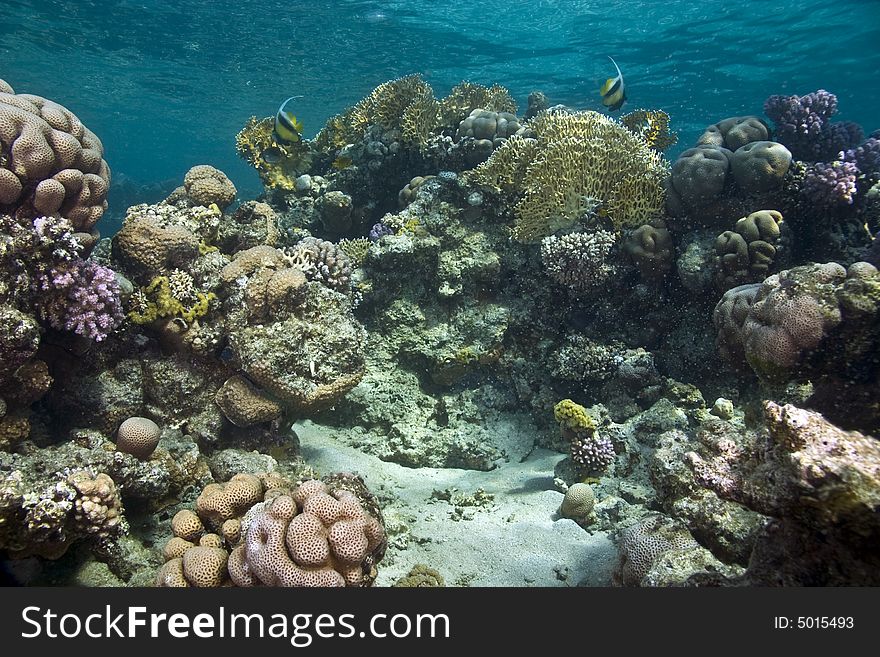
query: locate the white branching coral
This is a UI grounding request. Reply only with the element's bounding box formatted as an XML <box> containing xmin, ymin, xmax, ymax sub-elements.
<box><xmin>540</xmin><ymin>229</ymin><xmax>618</xmax><ymax>291</ymax></box>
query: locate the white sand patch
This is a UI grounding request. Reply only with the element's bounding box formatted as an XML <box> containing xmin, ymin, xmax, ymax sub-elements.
<box><xmin>295</xmin><ymin>419</ymin><xmax>617</xmax><ymax>587</ymax></box>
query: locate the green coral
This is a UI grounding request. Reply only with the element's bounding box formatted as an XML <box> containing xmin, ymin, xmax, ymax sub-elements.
<box><xmin>553</xmin><ymin>399</ymin><xmax>596</xmax><ymax>433</ymax></box>
<box><xmin>337</xmin><ymin>237</ymin><xmax>371</xmax><ymax>267</ymax></box>
<box><xmin>128</xmin><ymin>274</ymin><xmax>216</xmax><ymax>325</ymax></box>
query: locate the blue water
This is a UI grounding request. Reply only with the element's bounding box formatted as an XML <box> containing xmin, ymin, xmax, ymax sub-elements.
<box><xmin>2</xmin><ymin>0</ymin><xmax>878</xmax><ymax>228</ymax></box>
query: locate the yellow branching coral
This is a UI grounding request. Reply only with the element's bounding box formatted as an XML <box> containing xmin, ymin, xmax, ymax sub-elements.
<box><xmin>554</xmin><ymin>399</ymin><xmax>596</xmax><ymax>433</ymax></box>
<box><xmin>439</xmin><ymin>82</ymin><xmax>517</xmax><ymax>126</ymax></box>
<box><xmin>337</xmin><ymin>237</ymin><xmax>370</xmax><ymax>267</ymax></box>
<box><xmin>620</xmin><ymin>109</ymin><xmax>678</xmax><ymax>152</ymax></box>
<box><xmin>128</xmin><ymin>273</ymin><xmax>216</xmax><ymax>325</ymax></box>
<box><xmin>468</xmin><ymin>135</ymin><xmax>539</xmax><ymax>194</ymax></box>
<box><xmin>505</xmin><ymin>110</ymin><xmax>668</xmax><ymax>242</ymax></box>
<box><xmin>312</xmin><ymin>76</ymin><xmax>519</xmax><ymax>153</ymax></box>
<box><xmin>315</xmin><ymin>74</ymin><xmax>436</xmax><ymax>149</ymax></box>
<box><xmin>401</xmin><ymin>88</ymin><xmax>442</xmax><ymax>148</ymax></box>
<box><xmin>235</xmin><ymin>116</ymin><xmax>313</xmax><ymax>190</ymax></box>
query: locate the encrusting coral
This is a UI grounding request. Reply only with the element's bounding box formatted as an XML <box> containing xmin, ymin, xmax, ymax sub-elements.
<box><xmin>687</xmin><ymin>401</ymin><xmax>880</xmax><ymax>585</ymax></box>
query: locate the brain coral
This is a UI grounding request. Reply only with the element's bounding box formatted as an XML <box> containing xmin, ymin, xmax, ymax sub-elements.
<box><xmin>560</xmin><ymin>483</ymin><xmax>596</xmax><ymax>521</ymax></box>
<box><xmin>183</xmin><ymin>165</ymin><xmax>237</xmax><ymax>209</ymax></box>
<box><xmin>116</xmin><ymin>416</ymin><xmax>161</xmax><ymax>459</ymax></box>
<box><xmin>0</xmin><ymin>79</ymin><xmax>110</xmax><ymax>234</ymax></box>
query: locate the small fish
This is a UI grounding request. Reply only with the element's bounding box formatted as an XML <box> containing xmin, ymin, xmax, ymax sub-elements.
<box><xmin>599</xmin><ymin>56</ymin><xmax>626</xmax><ymax>112</ymax></box>
<box><xmin>260</xmin><ymin>145</ymin><xmax>284</xmax><ymax>164</ymax></box>
<box><xmin>273</xmin><ymin>95</ymin><xmax>304</xmax><ymax>145</ymax></box>
<box><xmin>331</xmin><ymin>155</ymin><xmax>353</xmax><ymax>170</ymax></box>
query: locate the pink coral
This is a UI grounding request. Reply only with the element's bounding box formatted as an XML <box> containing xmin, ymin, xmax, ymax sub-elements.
<box><xmin>34</xmin><ymin>259</ymin><xmax>123</xmax><ymax>341</ymax></box>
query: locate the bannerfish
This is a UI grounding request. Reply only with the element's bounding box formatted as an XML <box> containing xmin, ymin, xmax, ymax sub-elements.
<box><xmin>273</xmin><ymin>95</ymin><xmax>304</xmax><ymax>145</ymax></box>
<box><xmin>599</xmin><ymin>56</ymin><xmax>626</xmax><ymax>111</ymax></box>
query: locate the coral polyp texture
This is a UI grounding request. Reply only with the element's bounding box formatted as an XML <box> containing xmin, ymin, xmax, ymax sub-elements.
<box><xmin>182</xmin><ymin>164</ymin><xmax>237</xmax><ymax>209</ymax></box>
<box><xmin>613</xmin><ymin>514</ymin><xmax>699</xmax><ymax>587</ymax></box>
<box><xmin>116</xmin><ymin>416</ymin><xmax>161</xmax><ymax>459</ymax></box>
<box><xmin>540</xmin><ymin>229</ymin><xmax>618</xmax><ymax>291</ymax></box>
<box><xmin>554</xmin><ymin>399</ymin><xmax>615</xmax><ymax>474</ymax></box>
<box><xmin>0</xmin><ymin>79</ymin><xmax>110</xmax><ymax>236</ymax></box>
<box><xmin>714</xmin><ymin>209</ymin><xmax>787</xmax><ymax>290</ymax></box>
<box><xmin>157</xmin><ymin>474</ymin><xmax>386</xmax><ymax>587</ymax></box>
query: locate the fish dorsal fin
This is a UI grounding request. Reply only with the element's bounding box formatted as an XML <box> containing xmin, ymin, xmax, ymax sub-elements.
<box><xmin>277</xmin><ymin>95</ymin><xmax>304</xmax><ymax>115</ymax></box>
<box><xmin>607</xmin><ymin>56</ymin><xmax>623</xmax><ymax>82</ymax></box>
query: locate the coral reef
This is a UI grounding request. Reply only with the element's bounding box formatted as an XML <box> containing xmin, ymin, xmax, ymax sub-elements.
<box><xmin>540</xmin><ymin>229</ymin><xmax>618</xmax><ymax>291</ymax></box>
<box><xmin>3</xmin><ymin>73</ymin><xmax>879</xmax><ymax>591</ymax></box>
<box><xmin>554</xmin><ymin>399</ymin><xmax>615</xmax><ymax>474</ymax></box>
<box><xmin>182</xmin><ymin>164</ymin><xmax>237</xmax><ymax>209</ymax></box>
<box><xmin>714</xmin><ymin>209</ymin><xmax>787</xmax><ymax>291</ymax></box>
<box><xmin>477</xmin><ymin>110</ymin><xmax>669</xmax><ymax>241</ymax></box>
<box><xmin>116</xmin><ymin>416</ymin><xmax>161</xmax><ymax>459</ymax></box>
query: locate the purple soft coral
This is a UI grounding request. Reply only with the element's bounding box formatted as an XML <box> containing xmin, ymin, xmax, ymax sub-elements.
<box><xmin>368</xmin><ymin>222</ymin><xmax>394</xmax><ymax>241</ymax></box>
<box><xmin>36</xmin><ymin>259</ymin><xmax>123</xmax><ymax>341</ymax></box>
<box><xmin>844</xmin><ymin>137</ymin><xmax>880</xmax><ymax>177</ymax></box>
<box><xmin>764</xmin><ymin>89</ymin><xmax>863</xmax><ymax>161</ymax></box>
<box><xmin>803</xmin><ymin>160</ymin><xmax>859</xmax><ymax>206</ymax></box>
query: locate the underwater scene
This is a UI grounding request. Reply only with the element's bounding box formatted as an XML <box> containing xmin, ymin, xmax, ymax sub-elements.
<box><xmin>0</xmin><ymin>0</ymin><xmax>879</xmax><ymax>588</ymax></box>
